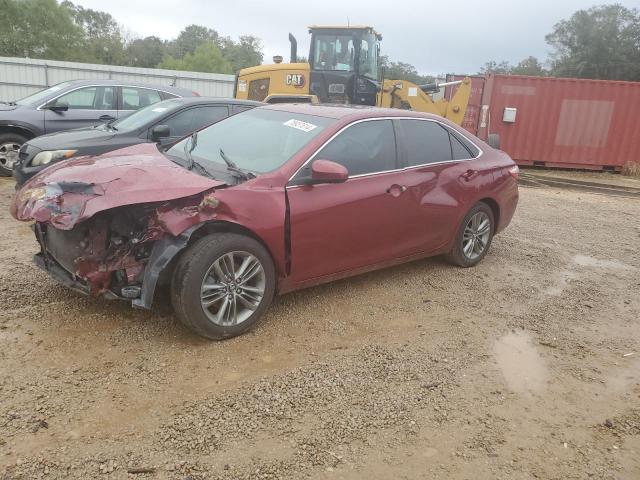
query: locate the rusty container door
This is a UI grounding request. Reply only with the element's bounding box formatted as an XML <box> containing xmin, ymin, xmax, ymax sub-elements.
<box><xmin>445</xmin><ymin>74</ymin><xmax>486</xmax><ymax>135</ymax></box>
<box><xmin>478</xmin><ymin>74</ymin><xmax>640</xmax><ymax>170</ymax></box>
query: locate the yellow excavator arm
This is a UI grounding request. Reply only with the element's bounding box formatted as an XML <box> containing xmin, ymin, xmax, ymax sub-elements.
<box><xmin>378</xmin><ymin>77</ymin><xmax>472</xmax><ymax>126</ymax></box>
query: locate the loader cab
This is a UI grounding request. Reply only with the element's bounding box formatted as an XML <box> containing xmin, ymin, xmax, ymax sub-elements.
<box><xmin>308</xmin><ymin>26</ymin><xmax>381</xmax><ymax>106</ymax></box>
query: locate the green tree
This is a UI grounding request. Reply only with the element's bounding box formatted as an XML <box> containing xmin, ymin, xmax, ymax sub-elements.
<box><xmin>170</xmin><ymin>24</ymin><xmax>219</xmax><ymax>59</ymax></box>
<box><xmin>479</xmin><ymin>60</ymin><xmax>513</xmax><ymax>75</ymax></box>
<box><xmin>219</xmin><ymin>35</ymin><xmax>263</xmax><ymax>71</ymax></box>
<box><xmin>0</xmin><ymin>0</ymin><xmax>85</xmax><ymax>59</ymax></box>
<box><xmin>158</xmin><ymin>42</ymin><xmax>233</xmax><ymax>74</ymax></box>
<box><xmin>126</xmin><ymin>36</ymin><xmax>166</xmax><ymax>68</ymax></box>
<box><xmin>511</xmin><ymin>56</ymin><xmax>548</xmax><ymax>76</ymax></box>
<box><xmin>62</xmin><ymin>1</ymin><xmax>126</xmax><ymax>64</ymax></box>
<box><xmin>546</xmin><ymin>4</ymin><xmax>640</xmax><ymax>80</ymax></box>
<box><xmin>379</xmin><ymin>55</ymin><xmax>434</xmax><ymax>84</ymax></box>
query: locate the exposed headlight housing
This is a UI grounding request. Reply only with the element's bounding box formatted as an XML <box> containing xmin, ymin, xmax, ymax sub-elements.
<box><xmin>31</xmin><ymin>149</ymin><xmax>77</xmax><ymax>167</ymax></box>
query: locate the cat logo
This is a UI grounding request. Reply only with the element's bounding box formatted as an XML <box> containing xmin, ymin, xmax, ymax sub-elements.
<box><xmin>286</xmin><ymin>73</ymin><xmax>305</xmax><ymax>88</ymax></box>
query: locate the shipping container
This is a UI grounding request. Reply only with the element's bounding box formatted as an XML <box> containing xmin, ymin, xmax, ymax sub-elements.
<box><xmin>478</xmin><ymin>74</ymin><xmax>640</xmax><ymax>170</ymax></box>
<box><xmin>0</xmin><ymin>56</ymin><xmax>236</xmax><ymax>101</ymax></box>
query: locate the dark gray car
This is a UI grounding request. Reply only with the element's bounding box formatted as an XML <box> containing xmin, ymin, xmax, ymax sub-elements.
<box><xmin>0</xmin><ymin>79</ymin><xmax>197</xmax><ymax>175</ymax></box>
<box><xmin>14</xmin><ymin>97</ymin><xmax>262</xmax><ymax>186</ymax></box>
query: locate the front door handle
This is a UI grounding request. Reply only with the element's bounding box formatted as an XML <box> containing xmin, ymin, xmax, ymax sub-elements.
<box><xmin>386</xmin><ymin>184</ymin><xmax>407</xmax><ymax>197</ymax></box>
<box><xmin>99</xmin><ymin>114</ymin><xmax>116</xmax><ymax>122</ymax></box>
<box><xmin>460</xmin><ymin>169</ymin><xmax>478</xmax><ymax>182</ymax></box>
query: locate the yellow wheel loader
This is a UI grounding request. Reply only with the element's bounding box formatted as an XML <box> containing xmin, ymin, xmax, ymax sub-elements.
<box><xmin>235</xmin><ymin>26</ymin><xmax>472</xmax><ymax>125</ymax></box>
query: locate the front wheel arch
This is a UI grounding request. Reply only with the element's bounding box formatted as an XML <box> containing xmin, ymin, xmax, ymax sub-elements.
<box><xmin>155</xmin><ymin>220</ymin><xmax>280</xmax><ymax>293</ymax></box>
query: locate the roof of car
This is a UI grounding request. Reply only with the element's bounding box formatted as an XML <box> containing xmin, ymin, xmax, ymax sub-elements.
<box><xmin>62</xmin><ymin>79</ymin><xmax>197</xmax><ymax>95</ymax></box>
<box><xmin>261</xmin><ymin>103</ymin><xmax>443</xmax><ymax>122</ymax></box>
<box><xmin>162</xmin><ymin>97</ymin><xmax>264</xmax><ymax>107</ymax></box>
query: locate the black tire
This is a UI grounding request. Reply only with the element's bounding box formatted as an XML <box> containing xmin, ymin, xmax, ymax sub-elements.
<box><xmin>0</xmin><ymin>132</ymin><xmax>27</xmax><ymax>176</ymax></box>
<box><xmin>171</xmin><ymin>233</ymin><xmax>276</xmax><ymax>340</ymax></box>
<box><xmin>446</xmin><ymin>202</ymin><xmax>495</xmax><ymax>268</ymax></box>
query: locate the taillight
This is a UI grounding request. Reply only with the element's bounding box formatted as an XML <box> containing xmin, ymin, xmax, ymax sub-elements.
<box><xmin>508</xmin><ymin>165</ymin><xmax>519</xmax><ymax>179</ymax></box>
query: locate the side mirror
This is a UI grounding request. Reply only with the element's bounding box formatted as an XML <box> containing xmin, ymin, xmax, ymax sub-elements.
<box><xmin>151</xmin><ymin>124</ymin><xmax>170</xmax><ymax>141</ymax></box>
<box><xmin>308</xmin><ymin>159</ymin><xmax>348</xmax><ymax>185</ymax></box>
<box><xmin>45</xmin><ymin>102</ymin><xmax>68</xmax><ymax>112</ymax></box>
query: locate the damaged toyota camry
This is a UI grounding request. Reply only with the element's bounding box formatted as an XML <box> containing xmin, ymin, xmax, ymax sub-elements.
<box><xmin>11</xmin><ymin>104</ymin><xmax>519</xmax><ymax>340</ymax></box>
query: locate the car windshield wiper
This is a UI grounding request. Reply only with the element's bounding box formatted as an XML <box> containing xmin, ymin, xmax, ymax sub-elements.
<box><xmin>182</xmin><ymin>132</ymin><xmax>214</xmax><ymax>179</ymax></box>
<box><xmin>219</xmin><ymin>149</ymin><xmax>256</xmax><ymax>181</ymax></box>
<box><xmin>184</xmin><ymin>132</ymin><xmax>198</xmax><ymax>170</ymax></box>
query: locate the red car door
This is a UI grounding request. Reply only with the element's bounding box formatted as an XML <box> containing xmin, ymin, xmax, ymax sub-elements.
<box><xmin>286</xmin><ymin>119</ymin><xmax>426</xmax><ymax>284</ymax></box>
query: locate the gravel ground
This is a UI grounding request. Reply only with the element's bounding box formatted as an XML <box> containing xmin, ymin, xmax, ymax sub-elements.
<box><xmin>0</xmin><ymin>176</ymin><xmax>639</xmax><ymax>479</ymax></box>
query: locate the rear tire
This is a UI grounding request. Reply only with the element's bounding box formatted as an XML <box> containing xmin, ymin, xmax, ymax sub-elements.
<box><xmin>0</xmin><ymin>132</ymin><xmax>27</xmax><ymax>176</ymax></box>
<box><xmin>446</xmin><ymin>202</ymin><xmax>495</xmax><ymax>268</ymax></box>
<box><xmin>171</xmin><ymin>233</ymin><xmax>276</xmax><ymax>340</ymax></box>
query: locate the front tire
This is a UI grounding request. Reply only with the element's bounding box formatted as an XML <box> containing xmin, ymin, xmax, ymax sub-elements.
<box><xmin>171</xmin><ymin>233</ymin><xmax>276</xmax><ymax>340</ymax></box>
<box><xmin>446</xmin><ymin>202</ymin><xmax>495</xmax><ymax>267</ymax></box>
<box><xmin>0</xmin><ymin>133</ymin><xmax>27</xmax><ymax>176</ymax></box>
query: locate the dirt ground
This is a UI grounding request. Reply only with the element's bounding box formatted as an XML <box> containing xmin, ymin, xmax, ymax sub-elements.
<box><xmin>0</xmin><ymin>176</ymin><xmax>639</xmax><ymax>480</ymax></box>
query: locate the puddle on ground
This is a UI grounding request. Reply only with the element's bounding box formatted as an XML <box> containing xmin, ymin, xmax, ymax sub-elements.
<box><xmin>494</xmin><ymin>330</ymin><xmax>548</xmax><ymax>395</ymax></box>
<box><xmin>573</xmin><ymin>255</ymin><xmax>631</xmax><ymax>270</ymax></box>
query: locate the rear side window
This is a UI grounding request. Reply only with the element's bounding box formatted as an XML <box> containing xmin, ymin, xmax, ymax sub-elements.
<box><xmin>121</xmin><ymin>87</ymin><xmax>162</xmax><ymax>110</ymax></box>
<box><xmin>314</xmin><ymin>119</ymin><xmax>397</xmax><ymax>176</ymax></box>
<box><xmin>161</xmin><ymin>106</ymin><xmax>229</xmax><ymax>138</ymax></box>
<box><xmin>401</xmin><ymin>119</ymin><xmax>452</xmax><ymax>166</ymax></box>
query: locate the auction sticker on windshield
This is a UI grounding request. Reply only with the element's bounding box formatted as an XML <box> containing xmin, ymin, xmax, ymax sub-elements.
<box><xmin>284</xmin><ymin>119</ymin><xmax>317</xmax><ymax>133</ymax></box>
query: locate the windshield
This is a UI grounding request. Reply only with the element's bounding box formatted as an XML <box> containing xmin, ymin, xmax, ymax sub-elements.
<box><xmin>112</xmin><ymin>98</ymin><xmax>183</xmax><ymax>131</ymax></box>
<box><xmin>166</xmin><ymin>108</ymin><xmax>333</xmax><ymax>174</ymax></box>
<box><xmin>312</xmin><ymin>34</ymin><xmax>355</xmax><ymax>72</ymax></box>
<box><xmin>15</xmin><ymin>82</ymin><xmax>74</xmax><ymax>105</ymax></box>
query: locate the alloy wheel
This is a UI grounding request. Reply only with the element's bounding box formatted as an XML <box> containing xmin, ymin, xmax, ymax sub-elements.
<box><xmin>200</xmin><ymin>251</ymin><xmax>266</xmax><ymax>326</ymax></box>
<box><xmin>0</xmin><ymin>142</ymin><xmax>21</xmax><ymax>170</ymax></box>
<box><xmin>462</xmin><ymin>211</ymin><xmax>491</xmax><ymax>260</ymax></box>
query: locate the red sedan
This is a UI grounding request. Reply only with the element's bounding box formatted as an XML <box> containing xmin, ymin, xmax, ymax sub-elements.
<box><xmin>12</xmin><ymin>104</ymin><xmax>519</xmax><ymax>339</ymax></box>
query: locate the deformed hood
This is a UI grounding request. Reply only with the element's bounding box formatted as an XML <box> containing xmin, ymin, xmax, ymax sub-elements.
<box><xmin>11</xmin><ymin>143</ymin><xmax>225</xmax><ymax>230</ymax></box>
<box><xmin>27</xmin><ymin>125</ymin><xmax>117</xmax><ymax>150</ymax></box>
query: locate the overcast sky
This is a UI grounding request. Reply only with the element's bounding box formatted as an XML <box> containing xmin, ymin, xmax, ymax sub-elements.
<box><xmin>75</xmin><ymin>0</ymin><xmax>640</xmax><ymax>75</ymax></box>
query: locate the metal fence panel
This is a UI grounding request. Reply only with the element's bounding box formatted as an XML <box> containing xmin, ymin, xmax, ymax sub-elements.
<box><xmin>0</xmin><ymin>56</ymin><xmax>236</xmax><ymax>101</ymax></box>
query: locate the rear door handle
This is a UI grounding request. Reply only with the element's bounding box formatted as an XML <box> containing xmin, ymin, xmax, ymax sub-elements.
<box><xmin>460</xmin><ymin>169</ymin><xmax>478</xmax><ymax>182</ymax></box>
<box><xmin>386</xmin><ymin>184</ymin><xmax>407</xmax><ymax>197</ymax></box>
<box><xmin>99</xmin><ymin>114</ymin><xmax>115</xmax><ymax>121</ymax></box>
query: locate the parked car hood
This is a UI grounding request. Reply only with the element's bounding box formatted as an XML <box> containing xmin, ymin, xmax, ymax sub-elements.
<box><xmin>27</xmin><ymin>125</ymin><xmax>118</xmax><ymax>150</ymax></box>
<box><xmin>11</xmin><ymin>143</ymin><xmax>225</xmax><ymax>230</ymax></box>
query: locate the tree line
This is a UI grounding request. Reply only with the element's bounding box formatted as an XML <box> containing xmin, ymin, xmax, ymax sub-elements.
<box><xmin>0</xmin><ymin>1</ymin><xmax>638</xmax><ymax>82</ymax></box>
<box><xmin>0</xmin><ymin>0</ymin><xmax>263</xmax><ymax>73</ymax></box>
<box><xmin>480</xmin><ymin>4</ymin><xmax>640</xmax><ymax>81</ymax></box>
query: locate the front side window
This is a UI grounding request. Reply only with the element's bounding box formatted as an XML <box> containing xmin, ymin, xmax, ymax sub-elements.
<box><xmin>310</xmin><ymin>119</ymin><xmax>397</xmax><ymax>177</ymax></box>
<box><xmin>166</xmin><ymin>109</ymin><xmax>332</xmax><ymax>174</ymax></box>
<box><xmin>162</xmin><ymin>106</ymin><xmax>229</xmax><ymax>138</ymax></box>
<box><xmin>121</xmin><ymin>87</ymin><xmax>162</xmax><ymax>110</ymax></box>
<box><xmin>50</xmin><ymin>86</ymin><xmax>116</xmax><ymax>110</ymax></box>
<box><xmin>312</xmin><ymin>34</ymin><xmax>355</xmax><ymax>72</ymax></box>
